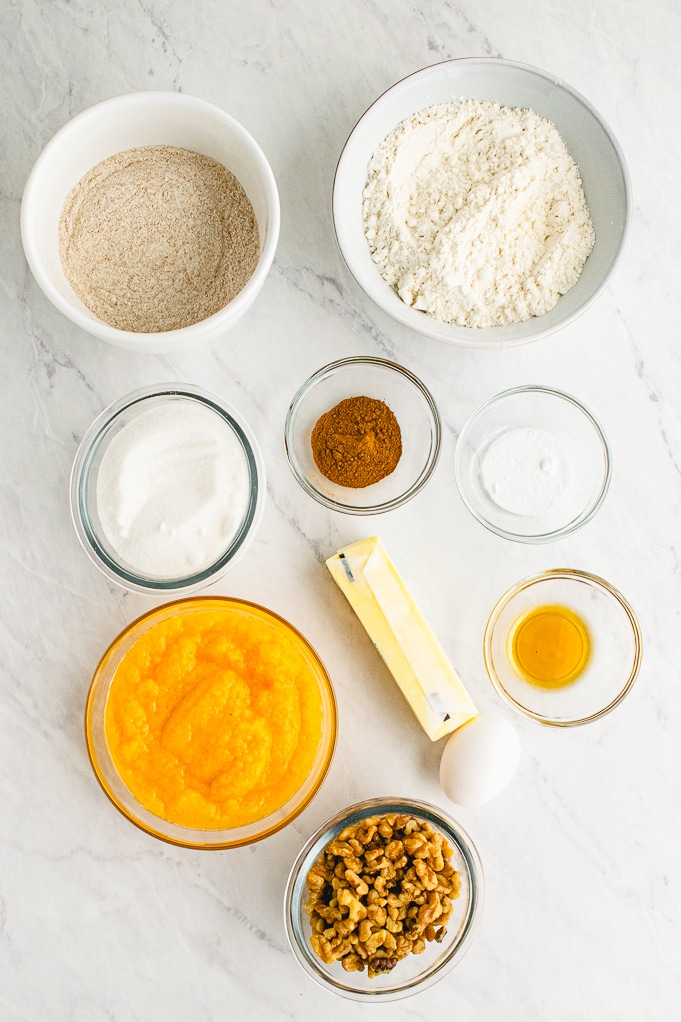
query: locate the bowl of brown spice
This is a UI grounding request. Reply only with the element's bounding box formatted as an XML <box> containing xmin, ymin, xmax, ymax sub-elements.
<box><xmin>284</xmin><ymin>797</ymin><xmax>483</xmax><ymax>1001</ymax></box>
<box><xmin>284</xmin><ymin>356</ymin><xmax>442</xmax><ymax>514</ymax></box>
<box><xmin>21</xmin><ymin>91</ymin><xmax>279</xmax><ymax>352</ymax></box>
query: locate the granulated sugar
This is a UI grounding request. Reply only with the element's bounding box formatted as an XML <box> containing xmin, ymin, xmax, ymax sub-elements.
<box><xmin>96</xmin><ymin>399</ymin><xmax>250</xmax><ymax>579</ymax></box>
<box><xmin>59</xmin><ymin>145</ymin><xmax>260</xmax><ymax>333</ymax></box>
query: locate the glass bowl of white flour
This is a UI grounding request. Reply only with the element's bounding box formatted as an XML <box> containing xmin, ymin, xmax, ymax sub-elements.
<box><xmin>333</xmin><ymin>58</ymin><xmax>630</xmax><ymax>347</ymax></box>
<box><xmin>454</xmin><ymin>386</ymin><xmax>611</xmax><ymax>542</ymax></box>
<box><xmin>70</xmin><ymin>385</ymin><xmax>265</xmax><ymax>593</ymax></box>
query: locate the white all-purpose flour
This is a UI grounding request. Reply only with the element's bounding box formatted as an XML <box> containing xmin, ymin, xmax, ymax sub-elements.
<box><xmin>362</xmin><ymin>100</ymin><xmax>595</xmax><ymax>328</ymax></box>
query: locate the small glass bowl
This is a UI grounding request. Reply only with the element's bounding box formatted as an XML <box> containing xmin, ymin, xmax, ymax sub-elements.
<box><xmin>284</xmin><ymin>797</ymin><xmax>483</xmax><ymax>1001</ymax></box>
<box><xmin>284</xmin><ymin>357</ymin><xmax>441</xmax><ymax>514</ymax></box>
<box><xmin>455</xmin><ymin>386</ymin><xmax>611</xmax><ymax>543</ymax></box>
<box><xmin>483</xmin><ymin>569</ymin><xmax>642</xmax><ymax>726</ymax></box>
<box><xmin>70</xmin><ymin>384</ymin><xmax>265</xmax><ymax>594</ymax></box>
<box><xmin>85</xmin><ymin>597</ymin><xmax>338</xmax><ymax>849</ymax></box>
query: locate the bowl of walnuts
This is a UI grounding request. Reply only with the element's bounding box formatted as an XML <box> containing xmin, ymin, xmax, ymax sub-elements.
<box><xmin>284</xmin><ymin>797</ymin><xmax>483</xmax><ymax>1000</ymax></box>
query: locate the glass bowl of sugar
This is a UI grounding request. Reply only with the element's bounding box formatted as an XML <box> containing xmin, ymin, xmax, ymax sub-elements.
<box><xmin>70</xmin><ymin>384</ymin><xmax>265</xmax><ymax>594</ymax></box>
<box><xmin>454</xmin><ymin>386</ymin><xmax>611</xmax><ymax>543</ymax></box>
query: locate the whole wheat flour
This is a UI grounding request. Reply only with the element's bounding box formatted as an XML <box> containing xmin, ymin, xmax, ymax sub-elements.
<box><xmin>59</xmin><ymin>145</ymin><xmax>260</xmax><ymax>333</ymax></box>
<box><xmin>362</xmin><ymin>100</ymin><xmax>595</xmax><ymax>328</ymax></box>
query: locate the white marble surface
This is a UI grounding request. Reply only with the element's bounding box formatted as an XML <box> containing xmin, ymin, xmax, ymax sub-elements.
<box><xmin>1</xmin><ymin>1</ymin><xmax>680</xmax><ymax>1019</ymax></box>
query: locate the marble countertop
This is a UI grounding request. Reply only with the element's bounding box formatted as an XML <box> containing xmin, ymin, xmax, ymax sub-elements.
<box><xmin>1</xmin><ymin>1</ymin><xmax>680</xmax><ymax>1019</ymax></box>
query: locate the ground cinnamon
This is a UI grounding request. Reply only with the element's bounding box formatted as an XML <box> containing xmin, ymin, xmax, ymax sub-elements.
<box><xmin>310</xmin><ymin>396</ymin><xmax>402</xmax><ymax>488</ymax></box>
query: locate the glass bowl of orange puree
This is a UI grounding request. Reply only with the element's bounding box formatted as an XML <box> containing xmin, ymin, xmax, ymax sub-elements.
<box><xmin>85</xmin><ymin>597</ymin><xmax>337</xmax><ymax>848</ymax></box>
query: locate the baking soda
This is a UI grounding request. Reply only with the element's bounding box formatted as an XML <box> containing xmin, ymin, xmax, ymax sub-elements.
<box><xmin>480</xmin><ymin>427</ymin><xmax>570</xmax><ymax>516</ymax></box>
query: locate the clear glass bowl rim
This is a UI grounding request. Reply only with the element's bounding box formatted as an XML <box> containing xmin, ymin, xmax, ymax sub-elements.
<box><xmin>85</xmin><ymin>595</ymin><xmax>338</xmax><ymax>849</ymax></box>
<box><xmin>283</xmin><ymin>796</ymin><xmax>484</xmax><ymax>1001</ymax></box>
<box><xmin>70</xmin><ymin>383</ymin><xmax>265</xmax><ymax>594</ymax></box>
<box><xmin>284</xmin><ymin>356</ymin><xmax>442</xmax><ymax>514</ymax></box>
<box><xmin>454</xmin><ymin>384</ymin><xmax>612</xmax><ymax>543</ymax></box>
<box><xmin>483</xmin><ymin>568</ymin><xmax>643</xmax><ymax>726</ymax></box>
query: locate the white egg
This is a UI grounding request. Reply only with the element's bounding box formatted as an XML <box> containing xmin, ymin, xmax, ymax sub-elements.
<box><xmin>439</xmin><ymin>714</ymin><xmax>521</xmax><ymax>807</ymax></box>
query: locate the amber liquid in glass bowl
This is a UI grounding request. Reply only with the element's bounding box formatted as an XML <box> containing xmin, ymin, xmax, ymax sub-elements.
<box><xmin>507</xmin><ymin>604</ymin><xmax>590</xmax><ymax>689</ymax></box>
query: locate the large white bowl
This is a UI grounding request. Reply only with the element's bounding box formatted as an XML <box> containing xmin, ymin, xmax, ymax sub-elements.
<box><xmin>21</xmin><ymin>92</ymin><xmax>280</xmax><ymax>353</ymax></box>
<box><xmin>333</xmin><ymin>58</ymin><xmax>631</xmax><ymax>348</ymax></box>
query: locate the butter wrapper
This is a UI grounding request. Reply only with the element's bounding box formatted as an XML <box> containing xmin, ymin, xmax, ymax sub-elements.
<box><xmin>326</xmin><ymin>536</ymin><xmax>477</xmax><ymax>741</ymax></box>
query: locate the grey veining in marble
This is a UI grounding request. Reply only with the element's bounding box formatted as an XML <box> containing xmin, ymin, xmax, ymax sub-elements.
<box><xmin>1</xmin><ymin>1</ymin><xmax>680</xmax><ymax>1019</ymax></box>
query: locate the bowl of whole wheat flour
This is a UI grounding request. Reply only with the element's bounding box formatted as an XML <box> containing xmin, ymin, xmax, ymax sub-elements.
<box><xmin>334</xmin><ymin>58</ymin><xmax>630</xmax><ymax>348</ymax></box>
<box><xmin>21</xmin><ymin>92</ymin><xmax>280</xmax><ymax>353</ymax></box>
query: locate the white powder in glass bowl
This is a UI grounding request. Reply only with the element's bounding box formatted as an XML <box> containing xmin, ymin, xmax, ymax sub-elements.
<box><xmin>96</xmin><ymin>401</ymin><xmax>250</xmax><ymax>578</ymax></box>
<box><xmin>479</xmin><ymin>427</ymin><xmax>571</xmax><ymax>517</ymax></box>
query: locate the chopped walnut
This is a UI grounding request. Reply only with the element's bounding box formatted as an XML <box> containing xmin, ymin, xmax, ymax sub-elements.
<box><xmin>304</xmin><ymin>813</ymin><xmax>461</xmax><ymax>980</ymax></box>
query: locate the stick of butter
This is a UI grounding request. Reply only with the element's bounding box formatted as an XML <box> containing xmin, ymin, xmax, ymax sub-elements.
<box><xmin>326</xmin><ymin>536</ymin><xmax>478</xmax><ymax>741</ymax></box>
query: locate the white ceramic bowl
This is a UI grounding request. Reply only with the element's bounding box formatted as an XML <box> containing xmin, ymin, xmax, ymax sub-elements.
<box><xmin>334</xmin><ymin>58</ymin><xmax>631</xmax><ymax>348</ymax></box>
<box><xmin>21</xmin><ymin>92</ymin><xmax>280</xmax><ymax>353</ymax></box>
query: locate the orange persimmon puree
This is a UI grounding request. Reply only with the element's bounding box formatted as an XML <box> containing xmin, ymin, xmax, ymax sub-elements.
<box><xmin>104</xmin><ymin>604</ymin><xmax>325</xmax><ymax>830</ymax></box>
